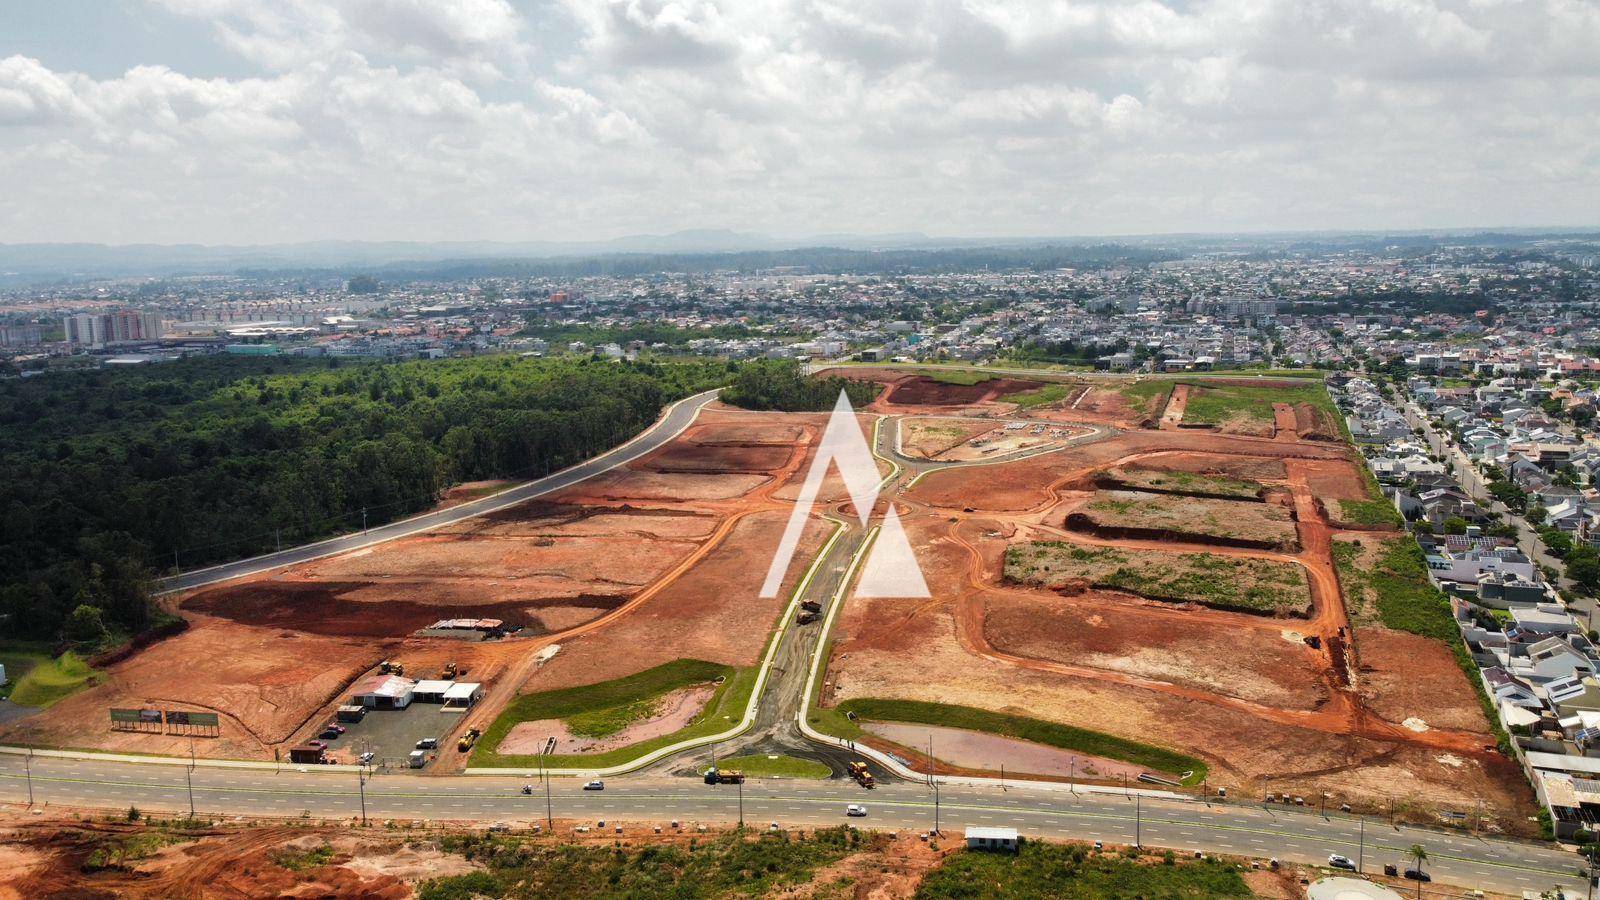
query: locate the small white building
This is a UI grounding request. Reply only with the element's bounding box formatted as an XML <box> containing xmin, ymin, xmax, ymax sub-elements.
<box><xmin>443</xmin><ymin>682</ymin><xmax>483</xmax><ymax>709</ymax></box>
<box><xmin>350</xmin><ymin>674</ymin><xmax>415</xmax><ymax>710</ymax></box>
<box><xmin>964</xmin><ymin>826</ymin><xmax>1019</xmax><ymax>852</ymax></box>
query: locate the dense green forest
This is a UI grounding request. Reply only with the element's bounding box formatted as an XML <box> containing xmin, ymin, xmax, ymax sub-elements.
<box><xmin>0</xmin><ymin>355</ymin><xmax>729</xmax><ymax>641</ymax></box>
<box><xmin>720</xmin><ymin>360</ymin><xmax>880</xmax><ymax>412</ymax></box>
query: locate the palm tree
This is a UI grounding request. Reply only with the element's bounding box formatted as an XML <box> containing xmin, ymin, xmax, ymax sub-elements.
<box><xmin>1408</xmin><ymin>844</ymin><xmax>1428</xmax><ymax>897</ymax></box>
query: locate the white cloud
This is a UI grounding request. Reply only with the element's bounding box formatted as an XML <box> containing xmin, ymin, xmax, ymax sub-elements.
<box><xmin>0</xmin><ymin>0</ymin><xmax>1595</xmax><ymax>243</ymax></box>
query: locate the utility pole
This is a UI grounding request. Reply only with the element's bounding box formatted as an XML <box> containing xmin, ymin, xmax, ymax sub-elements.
<box><xmin>542</xmin><ymin>736</ymin><xmax>553</xmax><ymax>830</ymax></box>
<box><xmin>186</xmin><ymin>737</ymin><xmax>196</xmax><ymax>820</ymax></box>
<box><xmin>1357</xmin><ymin>816</ymin><xmax>1365</xmax><ymax>873</ymax></box>
<box><xmin>1134</xmin><ymin>793</ymin><xmax>1142</xmax><ymax>849</ymax></box>
<box><xmin>24</xmin><ymin>749</ymin><xmax>33</xmax><ymax>806</ymax></box>
<box><xmin>362</xmin><ymin>507</ymin><xmax>368</xmax><ymax>533</ymax></box>
<box><xmin>737</xmin><ymin>777</ymin><xmax>744</xmax><ymax>830</ymax></box>
<box><xmin>1069</xmin><ymin>757</ymin><xmax>1075</xmax><ymax>794</ymax></box>
<box><xmin>933</xmin><ymin>780</ymin><xmax>941</xmax><ymax>836</ymax></box>
<box><xmin>358</xmin><ymin>763</ymin><xmax>367</xmax><ymax>825</ymax></box>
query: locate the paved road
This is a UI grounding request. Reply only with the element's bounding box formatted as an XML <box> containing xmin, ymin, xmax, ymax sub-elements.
<box><xmin>0</xmin><ymin>755</ymin><xmax>1583</xmax><ymax>896</ymax></box>
<box><xmin>158</xmin><ymin>389</ymin><xmax>723</xmax><ymax>594</ymax></box>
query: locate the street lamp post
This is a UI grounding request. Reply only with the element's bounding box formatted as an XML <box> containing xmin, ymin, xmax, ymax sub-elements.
<box><xmin>1357</xmin><ymin>816</ymin><xmax>1365</xmax><ymax>873</ymax></box>
<box><xmin>737</xmin><ymin>778</ymin><xmax>744</xmax><ymax>830</ymax></box>
<box><xmin>25</xmin><ymin>749</ymin><xmax>33</xmax><ymax>806</ymax></box>
<box><xmin>1134</xmin><ymin>793</ymin><xmax>1142</xmax><ymax>849</ymax></box>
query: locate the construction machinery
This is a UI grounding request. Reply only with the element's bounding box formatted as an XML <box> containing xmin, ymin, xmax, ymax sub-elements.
<box><xmin>799</xmin><ymin>600</ymin><xmax>822</xmax><ymax>614</ymax></box>
<box><xmin>703</xmin><ymin>767</ymin><xmax>745</xmax><ymax>785</ymax></box>
<box><xmin>378</xmin><ymin>660</ymin><xmax>403</xmax><ymax>675</ymax></box>
<box><xmin>797</xmin><ymin>610</ymin><xmax>819</xmax><ymax>625</ymax></box>
<box><xmin>457</xmin><ymin>727</ymin><xmax>481</xmax><ymax>752</ymax></box>
<box><xmin>847</xmin><ymin>761</ymin><xmax>875</xmax><ymax>788</ymax></box>
<box><xmin>440</xmin><ymin>661</ymin><xmax>458</xmax><ymax>679</ymax></box>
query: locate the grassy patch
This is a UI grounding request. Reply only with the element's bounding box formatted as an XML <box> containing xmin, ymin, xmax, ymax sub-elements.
<box><xmin>837</xmin><ymin>698</ymin><xmax>1206</xmax><ymax>784</ymax></box>
<box><xmin>1110</xmin><ymin>380</ymin><xmax>1175</xmax><ymax>415</ymax></box>
<box><xmin>1102</xmin><ymin>468</ymin><xmax>1262</xmax><ymax>499</ymax></box>
<box><xmin>927</xmin><ymin>369</ymin><xmax>995</xmax><ymax>386</ymax></box>
<box><xmin>1001</xmin><ymin>384</ymin><xmax>1070</xmax><ymax>409</ymax></box>
<box><xmin>473</xmin><ymin>660</ymin><xmax>757</xmax><ymax>768</ymax></box>
<box><xmin>1181</xmin><ymin>380</ymin><xmax>1335</xmax><ymax>429</ymax></box>
<box><xmin>916</xmin><ymin>843</ymin><xmax>1253</xmax><ymax>899</ymax></box>
<box><xmin>419</xmin><ymin>826</ymin><xmax>865</xmax><ymax>900</ymax></box>
<box><xmin>0</xmin><ymin>642</ymin><xmax>52</xmax><ymax>702</ymax></box>
<box><xmin>719</xmin><ymin>754</ymin><xmax>832</xmax><ymax>779</ymax></box>
<box><xmin>1330</xmin><ymin>497</ymin><xmax>1403</xmax><ymax>529</ymax></box>
<box><xmin>82</xmin><ymin>832</ymin><xmax>187</xmax><ymax>871</ymax></box>
<box><xmin>565</xmin><ymin>696</ymin><xmax>664</xmax><ymax>739</ymax></box>
<box><xmin>7</xmin><ymin>650</ymin><xmax>101</xmax><ymax>708</ymax></box>
<box><xmin>272</xmin><ymin>843</ymin><xmax>337</xmax><ymax>872</ymax></box>
<box><xmin>1005</xmin><ymin>541</ymin><xmax>1309</xmax><ymax>615</ymax></box>
<box><xmin>1079</xmin><ymin>489</ymin><xmax>1297</xmax><ymax>548</ymax></box>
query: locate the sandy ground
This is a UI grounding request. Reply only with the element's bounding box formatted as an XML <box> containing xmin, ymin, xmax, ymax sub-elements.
<box><xmin>501</xmin><ymin>684</ymin><xmax>717</xmax><ymax>755</ymax></box>
<box><xmin>865</xmin><ymin>721</ymin><xmax>1148</xmax><ymax>781</ymax></box>
<box><xmin>899</xmin><ymin>416</ymin><xmax>998</xmax><ymax>459</ymax></box>
<box><xmin>1070</xmin><ymin>489</ymin><xmax>1299</xmax><ymax>549</ymax></box>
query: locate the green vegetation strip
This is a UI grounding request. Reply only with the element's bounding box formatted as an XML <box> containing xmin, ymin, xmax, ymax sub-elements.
<box><xmin>1103</xmin><ymin>468</ymin><xmax>1261</xmax><ymax>499</ymax></box>
<box><xmin>418</xmin><ymin>826</ymin><xmax>865</xmax><ymax>900</ymax></box>
<box><xmin>472</xmin><ymin>659</ymin><xmax>755</xmax><ymax>768</ymax></box>
<box><xmin>1005</xmin><ymin>541</ymin><xmax>1308</xmax><ymax>615</ymax></box>
<box><xmin>917</xmin><ymin>843</ymin><xmax>1253</xmax><ymax>899</ymax></box>
<box><xmin>1336</xmin><ymin>536</ymin><xmax>1511</xmax><ymax>756</ymax></box>
<box><xmin>1332</xmin><ymin>497</ymin><xmax>1403</xmax><ymax>528</ymax></box>
<box><xmin>1181</xmin><ymin>380</ymin><xmax>1334</xmax><ymax>427</ymax></box>
<box><xmin>717</xmin><ymin>754</ymin><xmax>831</xmax><ymax>779</ymax></box>
<box><xmin>834</xmin><ymin>698</ymin><xmax>1207</xmax><ymax>785</ymax></box>
<box><xmin>5</xmin><ymin>650</ymin><xmax>101</xmax><ymax>708</ymax></box>
<box><xmin>1001</xmin><ymin>383</ymin><xmax>1071</xmax><ymax>408</ymax></box>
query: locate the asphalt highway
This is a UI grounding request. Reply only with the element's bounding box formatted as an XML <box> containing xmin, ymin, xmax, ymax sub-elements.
<box><xmin>158</xmin><ymin>388</ymin><xmax>723</xmax><ymax>594</ymax></box>
<box><xmin>0</xmin><ymin>755</ymin><xmax>1584</xmax><ymax>896</ymax></box>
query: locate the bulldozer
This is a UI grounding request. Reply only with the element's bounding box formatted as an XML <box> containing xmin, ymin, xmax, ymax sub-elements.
<box><xmin>440</xmin><ymin>661</ymin><xmax>459</xmax><ymax>679</ymax></box>
<box><xmin>847</xmin><ymin>761</ymin><xmax>875</xmax><ymax>788</ymax></box>
<box><xmin>457</xmin><ymin>727</ymin><xmax>481</xmax><ymax>752</ymax></box>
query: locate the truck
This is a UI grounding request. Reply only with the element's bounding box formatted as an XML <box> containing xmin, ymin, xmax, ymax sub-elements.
<box><xmin>799</xmin><ymin>600</ymin><xmax>822</xmax><ymax>614</ymax></box>
<box><xmin>797</xmin><ymin>610</ymin><xmax>819</xmax><ymax>625</ymax></box>
<box><xmin>847</xmin><ymin>761</ymin><xmax>875</xmax><ymax>788</ymax></box>
<box><xmin>703</xmin><ymin>767</ymin><xmax>745</xmax><ymax>785</ymax></box>
<box><xmin>440</xmin><ymin>662</ymin><xmax>458</xmax><ymax>679</ymax></box>
<box><xmin>408</xmin><ymin>750</ymin><xmax>427</xmax><ymax>769</ymax></box>
<box><xmin>379</xmin><ymin>660</ymin><xmax>404</xmax><ymax>676</ymax></box>
<box><xmin>457</xmin><ymin>727</ymin><xmax>481</xmax><ymax>752</ymax></box>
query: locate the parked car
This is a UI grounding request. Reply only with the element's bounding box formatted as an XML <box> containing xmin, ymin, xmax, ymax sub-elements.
<box><xmin>1327</xmin><ymin>855</ymin><xmax>1356</xmax><ymax>871</ymax></box>
<box><xmin>415</xmin><ymin>737</ymin><xmax>438</xmax><ymax>750</ymax></box>
<box><xmin>1404</xmin><ymin>869</ymin><xmax>1431</xmax><ymax>883</ymax></box>
<box><xmin>583</xmin><ymin>780</ymin><xmax>605</xmax><ymax>791</ymax></box>
<box><xmin>357</xmin><ymin>751</ymin><xmax>375</xmax><ymax>765</ymax></box>
<box><xmin>845</xmin><ymin>804</ymin><xmax>867</xmax><ymax>818</ymax></box>
<box><xmin>318</xmin><ymin>728</ymin><xmax>342</xmax><ymax>740</ymax></box>
<box><xmin>307</xmin><ymin>740</ymin><xmax>327</xmax><ymax>750</ymax></box>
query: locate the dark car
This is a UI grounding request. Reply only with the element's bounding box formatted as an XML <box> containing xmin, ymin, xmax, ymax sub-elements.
<box><xmin>1403</xmin><ymin>869</ymin><xmax>1431</xmax><ymax>883</ymax></box>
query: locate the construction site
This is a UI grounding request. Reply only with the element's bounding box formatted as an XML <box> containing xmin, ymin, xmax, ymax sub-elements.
<box><xmin>0</xmin><ymin>367</ymin><xmax>1538</xmax><ymax>833</ymax></box>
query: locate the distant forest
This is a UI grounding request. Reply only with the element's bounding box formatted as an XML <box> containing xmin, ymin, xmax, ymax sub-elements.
<box><xmin>0</xmin><ymin>355</ymin><xmax>731</xmax><ymax>641</ymax></box>
<box><xmin>720</xmin><ymin>360</ymin><xmax>881</xmax><ymax>412</ymax></box>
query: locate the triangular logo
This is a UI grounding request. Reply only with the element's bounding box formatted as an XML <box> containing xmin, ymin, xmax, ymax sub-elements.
<box><xmin>853</xmin><ymin>505</ymin><xmax>930</xmax><ymax>598</ymax></box>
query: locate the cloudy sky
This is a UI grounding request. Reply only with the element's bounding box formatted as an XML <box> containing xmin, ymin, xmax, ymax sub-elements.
<box><xmin>1</xmin><ymin>0</ymin><xmax>1596</xmax><ymax>245</ymax></box>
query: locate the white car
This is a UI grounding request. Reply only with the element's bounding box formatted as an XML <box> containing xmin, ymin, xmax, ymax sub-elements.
<box><xmin>1328</xmin><ymin>854</ymin><xmax>1356</xmax><ymax>871</ymax></box>
<box><xmin>845</xmin><ymin>804</ymin><xmax>867</xmax><ymax>817</ymax></box>
<box><xmin>583</xmin><ymin>780</ymin><xmax>605</xmax><ymax>791</ymax></box>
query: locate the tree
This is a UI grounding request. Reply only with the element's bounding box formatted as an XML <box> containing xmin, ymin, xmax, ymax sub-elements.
<box><xmin>1441</xmin><ymin>516</ymin><xmax>1469</xmax><ymax>536</ymax></box>
<box><xmin>1407</xmin><ymin>844</ymin><xmax>1428</xmax><ymax>896</ymax></box>
<box><xmin>1568</xmin><ymin>548</ymin><xmax>1600</xmax><ymax>594</ymax></box>
<box><xmin>65</xmin><ymin>603</ymin><xmax>108</xmax><ymax>643</ymax></box>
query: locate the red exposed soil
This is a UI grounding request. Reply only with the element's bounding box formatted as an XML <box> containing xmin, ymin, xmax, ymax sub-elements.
<box><xmin>821</xmin><ymin>404</ymin><xmax>1533</xmax><ymax>827</ymax></box>
<box><xmin>1159</xmin><ymin>383</ymin><xmax>1189</xmax><ymax>428</ymax></box>
<box><xmin>881</xmin><ymin>375</ymin><xmax>1046</xmax><ymax>406</ymax></box>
